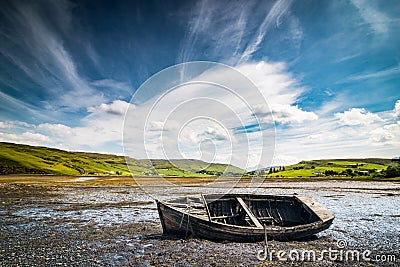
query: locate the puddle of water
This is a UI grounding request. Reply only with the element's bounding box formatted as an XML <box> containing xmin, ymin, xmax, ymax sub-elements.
<box><xmin>3</xmin><ymin>181</ymin><xmax>399</xmax><ymax>253</ymax></box>
<box><xmin>75</xmin><ymin>177</ymin><xmax>97</xmax><ymax>182</ymax></box>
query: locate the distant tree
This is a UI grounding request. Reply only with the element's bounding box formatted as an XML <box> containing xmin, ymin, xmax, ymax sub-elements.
<box><xmin>324</xmin><ymin>170</ymin><xmax>338</xmax><ymax>176</ymax></box>
<box><xmin>282</xmin><ymin>166</ymin><xmax>285</xmax><ymax>171</ymax></box>
<box><xmin>340</xmin><ymin>168</ymin><xmax>353</xmax><ymax>176</ymax></box>
<box><xmin>311</xmin><ymin>166</ymin><xmax>315</xmax><ymax>169</ymax></box>
<box><xmin>391</xmin><ymin>157</ymin><xmax>400</xmax><ymax>163</ymax></box>
<box><xmin>384</xmin><ymin>166</ymin><xmax>400</xmax><ymax>178</ymax></box>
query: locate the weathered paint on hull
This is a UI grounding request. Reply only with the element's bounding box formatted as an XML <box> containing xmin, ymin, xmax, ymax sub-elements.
<box><xmin>157</xmin><ymin>200</ymin><xmax>334</xmax><ymax>242</ymax></box>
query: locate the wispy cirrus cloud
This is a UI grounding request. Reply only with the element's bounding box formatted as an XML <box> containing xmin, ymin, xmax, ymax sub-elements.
<box><xmin>178</xmin><ymin>0</ymin><xmax>251</xmax><ymax>63</ymax></box>
<box><xmin>0</xmin><ymin>0</ymin><xmax>105</xmax><ymax>111</ymax></box>
<box><xmin>351</xmin><ymin>0</ymin><xmax>391</xmax><ymax>34</ymax></box>
<box><xmin>239</xmin><ymin>0</ymin><xmax>293</xmax><ymax>63</ymax></box>
<box><xmin>178</xmin><ymin>0</ymin><xmax>299</xmax><ymax>65</ymax></box>
<box><xmin>0</xmin><ymin>90</ymin><xmax>46</xmax><ymax>121</ymax></box>
<box><xmin>90</xmin><ymin>79</ymin><xmax>133</xmax><ymax>95</ymax></box>
<box><xmin>340</xmin><ymin>66</ymin><xmax>400</xmax><ymax>83</ymax></box>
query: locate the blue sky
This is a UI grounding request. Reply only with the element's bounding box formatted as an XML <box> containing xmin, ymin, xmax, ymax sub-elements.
<box><xmin>0</xmin><ymin>0</ymin><xmax>399</xmax><ymax>167</ymax></box>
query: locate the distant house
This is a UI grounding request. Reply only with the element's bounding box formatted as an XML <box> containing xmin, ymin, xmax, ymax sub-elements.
<box><xmin>313</xmin><ymin>172</ymin><xmax>323</xmax><ymax>176</ymax></box>
<box><xmin>392</xmin><ymin>157</ymin><xmax>400</xmax><ymax>162</ymax></box>
<box><xmin>358</xmin><ymin>170</ymin><xmax>369</xmax><ymax>175</ymax></box>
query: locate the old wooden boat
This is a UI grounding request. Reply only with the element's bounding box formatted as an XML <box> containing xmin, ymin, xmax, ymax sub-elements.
<box><xmin>156</xmin><ymin>194</ymin><xmax>334</xmax><ymax>242</ymax></box>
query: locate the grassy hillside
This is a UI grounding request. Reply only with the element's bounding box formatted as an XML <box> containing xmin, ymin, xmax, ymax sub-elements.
<box><xmin>150</xmin><ymin>159</ymin><xmax>244</xmax><ymax>177</ymax></box>
<box><xmin>2</xmin><ymin>142</ymin><xmax>397</xmax><ymax>178</ymax></box>
<box><xmin>266</xmin><ymin>159</ymin><xmax>395</xmax><ymax>178</ymax></box>
<box><xmin>0</xmin><ymin>142</ymin><xmax>244</xmax><ymax>177</ymax></box>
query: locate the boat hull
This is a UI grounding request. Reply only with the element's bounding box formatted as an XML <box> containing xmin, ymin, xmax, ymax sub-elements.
<box><xmin>156</xmin><ymin>197</ymin><xmax>334</xmax><ymax>242</ymax></box>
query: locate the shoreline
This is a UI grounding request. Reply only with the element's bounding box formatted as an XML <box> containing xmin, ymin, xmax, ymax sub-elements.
<box><xmin>0</xmin><ymin>175</ymin><xmax>399</xmax><ymax>188</ymax></box>
<box><xmin>1</xmin><ymin>181</ymin><xmax>399</xmax><ymax>266</ymax></box>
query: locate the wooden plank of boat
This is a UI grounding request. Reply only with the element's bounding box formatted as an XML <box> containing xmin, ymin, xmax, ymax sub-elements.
<box><xmin>236</xmin><ymin>197</ymin><xmax>263</xmax><ymax>228</ymax></box>
<box><xmin>295</xmin><ymin>196</ymin><xmax>334</xmax><ymax>222</ymax></box>
<box><xmin>201</xmin><ymin>194</ymin><xmax>212</xmax><ymax>221</ymax></box>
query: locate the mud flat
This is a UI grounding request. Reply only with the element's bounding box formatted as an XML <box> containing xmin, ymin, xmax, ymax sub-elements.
<box><xmin>0</xmin><ymin>179</ymin><xmax>399</xmax><ymax>266</ymax></box>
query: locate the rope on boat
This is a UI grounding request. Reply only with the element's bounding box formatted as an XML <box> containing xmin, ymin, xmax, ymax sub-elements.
<box><xmin>257</xmin><ymin>223</ymin><xmax>270</xmax><ymax>261</ymax></box>
<box><xmin>178</xmin><ymin>198</ymin><xmax>192</xmax><ymax>237</ymax></box>
<box><xmin>178</xmin><ymin>208</ymin><xmax>186</xmax><ymax>229</ymax></box>
<box><xmin>265</xmin><ymin>224</ymin><xmax>268</xmax><ymax>244</ymax></box>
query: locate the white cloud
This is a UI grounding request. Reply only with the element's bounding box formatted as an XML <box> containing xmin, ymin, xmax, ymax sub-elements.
<box><xmin>0</xmin><ymin>100</ymin><xmax>133</xmax><ymax>153</ymax></box>
<box><xmin>202</xmin><ymin>127</ymin><xmax>230</xmax><ymax>141</ymax></box>
<box><xmin>370</xmin><ymin>122</ymin><xmax>400</xmax><ymax>145</ymax></box>
<box><xmin>238</xmin><ymin>62</ymin><xmax>317</xmax><ymax>124</ymax></box>
<box><xmin>252</xmin><ymin>103</ymin><xmax>318</xmax><ymax>124</ymax></box>
<box><xmin>0</xmin><ymin>131</ymin><xmax>51</xmax><ymax>146</ymax></box>
<box><xmin>271</xmin><ymin>104</ymin><xmax>318</xmax><ymax>124</ymax></box>
<box><xmin>87</xmin><ymin>100</ymin><xmax>132</xmax><ymax>116</ymax></box>
<box><xmin>394</xmin><ymin>100</ymin><xmax>400</xmax><ymax>117</ymax></box>
<box><xmin>0</xmin><ymin>120</ymin><xmax>35</xmax><ymax>130</ymax></box>
<box><xmin>370</xmin><ymin>127</ymin><xmax>394</xmax><ymax>143</ymax></box>
<box><xmin>21</xmin><ymin>132</ymin><xmax>51</xmax><ymax>142</ymax></box>
<box><xmin>0</xmin><ymin>122</ymin><xmax>11</xmax><ymax>129</ymax></box>
<box><xmin>335</xmin><ymin>108</ymin><xmax>382</xmax><ymax>126</ymax></box>
<box><xmin>1</xmin><ymin>60</ymin><xmax>398</xmax><ymax>170</ymax></box>
<box><xmin>272</xmin><ymin>154</ymin><xmax>300</xmax><ymax>167</ymax></box>
<box><xmin>38</xmin><ymin>123</ymin><xmax>73</xmax><ymax>136</ymax></box>
<box><xmin>272</xmin><ymin>100</ymin><xmax>400</xmax><ymax>165</ymax></box>
<box><xmin>147</xmin><ymin>121</ymin><xmax>167</xmax><ymax>132</ymax></box>
<box><xmin>237</xmin><ymin>61</ymin><xmax>303</xmax><ymax>105</ymax></box>
<box><xmin>124</xmin><ymin>61</ymin><xmax>298</xmax><ymax>169</ymax></box>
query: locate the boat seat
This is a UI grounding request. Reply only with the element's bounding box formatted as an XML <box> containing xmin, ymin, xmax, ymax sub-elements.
<box><xmin>210</xmin><ymin>215</ymin><xmax>239</xmax><ymax>220</ymax></box>
<box><xmin>258</xmin><ymin>216</ymin><xmax>274</xmax><ymax>220</ymax></box>
<box><xmin>258</xmin><ymin>216</ymin><xmax>278</xmax><ymax>225</ymax></box>
<box><xmin>169</xmin><ymin>203</ymin><xmax>205</xmax><ymax>209</ymax></box>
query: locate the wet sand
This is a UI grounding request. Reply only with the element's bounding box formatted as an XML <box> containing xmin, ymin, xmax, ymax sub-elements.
<box><xmin>0</xmin><ymin>179</ymin><xmax>399</xmax><ymax>266</ymax></box>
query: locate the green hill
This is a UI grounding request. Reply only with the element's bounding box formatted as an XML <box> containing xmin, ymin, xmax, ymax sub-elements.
<box><xmin>150</xmin><ymin>159</ymin><xmax>244</xmax><ymax>177</ymax></box>
<box><xmin>0</xmin><ymin>142</ymin><xmax>245</xmax><ymax>177</ymax></box>
<box><xmin>266</xmin><ymin>159</ymin><xmax>396</xmax><ymax>178</ymax></box>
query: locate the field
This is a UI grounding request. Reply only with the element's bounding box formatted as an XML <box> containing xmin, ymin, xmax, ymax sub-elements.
<box><xmin>0</xmin><ymin>175</ymin><xmax>246</xmax><ymax>187</ymax></box>
<box><xmin>1</xmin><ymin>142</ymin><xmax>399</xmax><ymax>180</ymax></box>
<box><xmin>267</xmin><ymin>159</ymin><xmax>395</xmax><ymax>179</ymax></box>
<box><xmin>0</xmin><ymin>142</ymin><xmax>244</xmax><ymax>177</ymax></box>
<box><xmin>1</xmin><ymin>179</ymin><xmax>399</xmax><ymax>266</ymax></box>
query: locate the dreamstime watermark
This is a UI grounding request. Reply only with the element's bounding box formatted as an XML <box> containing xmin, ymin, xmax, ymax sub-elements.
<box><xmin>257</xmin><ymin>239</ymin><xmax>397</xmax><ymax>263</ymax></box>
<box><xmin>123</xmin><ymin>61</ymin><xmax>276</xmax><ymax>198</ymax></box>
